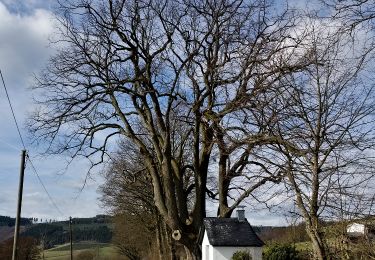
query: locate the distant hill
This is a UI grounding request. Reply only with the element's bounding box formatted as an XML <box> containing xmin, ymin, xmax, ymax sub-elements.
<box><xmin>0</xmin><ymin>226</ymin><xmax>13</xmax><ymax>242</ymax></box>
<box><xmin>0</xmin><ymin>216</ymin><xmax>32</xmax><ymax>227</ymax></box>
<box><xmin>60</xmin><ymin>215</ymin><xmax>112</xmax><ymax>225</ymax></box>
<box><xmin>0</xmin><ymin>216</ymin><xmax>31</xmax><ymax>243</ymax></box>
<box><xmin>0</xmin><ymin>226</ymin><xmax>26</xmax><ymax>243</ymax></box>
<box><xmin>254</xmin><ymin>224</ymin><xmax>309</xmax><ymax>244</ymax></box>
<box><xmin>0</xmin><ymin>215</ymin><xmax>113</xmax><ymax>248</ymax></box>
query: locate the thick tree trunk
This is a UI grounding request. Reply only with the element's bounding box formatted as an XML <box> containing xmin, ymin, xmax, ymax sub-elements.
<box><xmin>181</xmin><ymin>240</ymin><xmax>201</xmax><ymax>260</ymax></box>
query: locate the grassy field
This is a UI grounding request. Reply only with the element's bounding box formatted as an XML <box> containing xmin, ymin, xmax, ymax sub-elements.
<box><xmin>48</xmin><ymin>242</ymin><xmax>108</xmax><ymax>251</ymax></box>
<box><xmin>42</xmin><ymin>242</ymin><xmax>127</xmax><ymax>260</ymax></box>
<box><xmin>294</xmin><ymin>241</ymin><xmax>312</xmax><ymax>251</ymax></box>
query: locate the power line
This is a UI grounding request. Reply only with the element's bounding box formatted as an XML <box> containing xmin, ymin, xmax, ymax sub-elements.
<box><xmin>0</xmin><ymin>69</ymin><xmax>26</xmax><ymax>150</ymax></box>
<box><xmin>26</xmin><ymin>155</ymin><xmax>65</xmax><ymax>217</ymax></box>
<box><xmin>0</xmin><ymin>68</ymin><xmax>65</xmax><ymax>218</ymax></box>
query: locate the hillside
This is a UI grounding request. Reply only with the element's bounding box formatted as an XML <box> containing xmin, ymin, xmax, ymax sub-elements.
<box><xmin>23</xmin><ymin>222</ymin><xmax>112</xmax><ymax>249</ymax></box>
<box><xmin>43</xmin><ymin>242</ymin><xmax>127</xmax><ymax>260</ymax></box>
<box><xmin>0</xmin><ymin>215</ymin><xmax>113</xmax><ymax>248</ymax></box>
<box><xmin>0</xmin><ymin>216</ymin><xmax>32</xmax><ymax>227</ymax></box>
<box><xmin>0</xmin><ymin>226</ymin><xmax>28</xmax><ymax>243</ymax></box>
<box><xmin>0</xmin><ymin>226</ymin><xmax>20</xmax><ymax>243</ymax></box>
<box><xmin>0</xmin><ymin>226</ymin><xmax>13</xmax><ymax>242</ymax></box>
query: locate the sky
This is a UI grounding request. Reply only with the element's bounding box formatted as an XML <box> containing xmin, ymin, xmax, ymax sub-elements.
<box><xmin>0</xmin><ymin>0</ymin><xmax>105</xmax><ymax>222</ymax></box>
<box><xmin>0</xmin><ymin>0</ymin><xmax>316</xmax><ymax>226</ymax></box>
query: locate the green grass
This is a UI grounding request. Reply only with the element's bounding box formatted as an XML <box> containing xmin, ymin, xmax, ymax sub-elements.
<box><xmin>42</xmin><ymin>242</ymin><xmax>127</xmax><ymax>260</ymax></box>
<box><xmin>294</xmin><ymin>241</ymin><xmax>312</xmax><ymax>251</ymax></box>
<box><xmin>48</xmin><ymin>242</ymin><xmax>108</xmax><ymax>251</ymax></box>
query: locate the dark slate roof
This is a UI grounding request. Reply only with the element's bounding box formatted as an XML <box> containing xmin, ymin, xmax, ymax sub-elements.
<box><xmin>203</xmin><ymin>217</ymin><xmax>264</xmax><ymax>247</ymax></box>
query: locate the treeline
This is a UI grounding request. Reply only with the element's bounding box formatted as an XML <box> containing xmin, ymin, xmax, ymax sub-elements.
<box><xmin>60</xmin><ymin>215</ymin><xmax>112</xmax><ymax>225</ymax></box>
<box><xmin>0</xmin><ymin>214</ymin><xmax>111</xmax><ymax>226</ymax></box>
<box><xmin>21</xmin><ymin>223</ymin><xmax>112</xmax><ymax>249</ymax></box>
<box><xmin>255</xmin><ymin>224</ymin><xmax>309</xmax><ymax>244</ymax></box>
<box><xmin>0</xmin><ymin>215</ymin><xmax>113</xmax><ymax>249</ymax></box>
<box><xmin>0</xmin><ymin>216</ymin><xmax>32</xmax><ymax>226</ymax></box>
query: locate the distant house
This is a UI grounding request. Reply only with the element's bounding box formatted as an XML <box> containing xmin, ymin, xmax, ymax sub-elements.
<box><xmin>347</xmin><ymin>222</ymin><xmax>375</xmax><ymax>240</ymax></box>
<box><xmin>202</xmin><ymin>207</ymin><xmax>264</xmax><ymax>260</ymax></box>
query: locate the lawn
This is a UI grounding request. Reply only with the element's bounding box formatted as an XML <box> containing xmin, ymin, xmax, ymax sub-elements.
<box><xmin>294</xmin><ymin>241</ymin><xmax>312</xmax><ymax>252</ymax></box>
<box><xmin>42</xmin><ymin>242</ymin><xmax>127</xmax><ymax>260</ymax></box>
<box><xmin>48</xmin><ymin>242</ymin><xmax>108</xmax><ymax>251</ymax></box>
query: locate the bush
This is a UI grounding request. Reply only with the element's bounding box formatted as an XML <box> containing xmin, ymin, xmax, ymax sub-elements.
<box><xmin>0</xmin><ymin>237</ymin><xmax>41</xmax><ymax>260</ymax></box>
<box><xmin>77</xmin><ymin>250</ymin><xmax>95</xmax><ymax>260</ymax></box>
<box><xmin>263</xmin><ymin>244</ymin><xmax>300</xmax><ymax>260</ymax></box>
<box><xmin>232</xmin><ymin>250</ymin><xmax>253</xmax><ymax>260</ymax></box>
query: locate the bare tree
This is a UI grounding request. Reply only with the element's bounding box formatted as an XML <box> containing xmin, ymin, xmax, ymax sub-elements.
<box><xmin>0</xmin><ymin>237</ymin><xmax>41</xmax><ymax>260</ymax></box>
<box><xmin>29</xmin><ymin>0</ymin><xmax>307</xmax><ymax>256</ymax></box>
<box><xmin>271</xmin><ymin>19</ymin><xmax>375</xmax><ymax>260</ymax></box>
<box><xmin>325</xmin><ymin>0</ymin><xmax>375</xmax><ymax>31</ymax></box>
<box><xmin>99</xmin><ymin>140</ymin><xmax>175</xmax><ymax>259</ymax></box>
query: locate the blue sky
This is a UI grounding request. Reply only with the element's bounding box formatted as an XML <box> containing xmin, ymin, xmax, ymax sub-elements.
<box><xmin>0</xmin><ymin>0</ymin><xmax>105</xmax><ymax>221</ymax></box>
<box><xmin>0</xmin><ymin>0</ymin><xmax>315</xmax><ymax>226</ymax></box>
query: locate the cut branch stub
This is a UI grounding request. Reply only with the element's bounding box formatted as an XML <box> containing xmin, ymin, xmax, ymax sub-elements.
<box><xmin>172</xmin><ymin>229</ymin><xmax>182</xmax><ymax>240</ymax></box>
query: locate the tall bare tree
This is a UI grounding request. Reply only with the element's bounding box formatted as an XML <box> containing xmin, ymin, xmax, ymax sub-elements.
<box><xmin>271</xmin><ymin>19</ymin><xmax>375</xmax><ymax>260</ymax></box>
<box><xmin>29</xmin><ymin>0</ymin><xmax>307</xmax><ymax>256</ymax></box>
<box><xmin>99</xmin><ymin>140</ymin><xmax>175</xmax><ymax>259</ymax></box>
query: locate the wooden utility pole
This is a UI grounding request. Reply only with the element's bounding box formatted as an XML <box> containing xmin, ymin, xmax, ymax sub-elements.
<box><xmin>69</xmin><ymin>216</ymin><xmax>73</xmax><ymax>260</ymax></box>
<box><xmin>12</xmin><ymin>150</ymin><xmax>27</xmax><ymax>260</ymax></box>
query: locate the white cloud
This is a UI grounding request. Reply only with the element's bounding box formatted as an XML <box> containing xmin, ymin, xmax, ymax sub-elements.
<box><xmin>0</xmin><ymin>2</ymin><xmax>55</xmax><ymax>88</ymax></box>
<box><xmin>0</xmin><ymin>2</ymin><xmax>105</xmax><ymax>221</ymax></box>
<box><xmin>0</xmin><ymin>0</ymin><xmax>55</xmax><ymax>15</ymax></box>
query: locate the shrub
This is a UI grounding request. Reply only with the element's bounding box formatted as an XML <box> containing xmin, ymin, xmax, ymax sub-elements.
<box><xmin>232</xmin><ymin>250</ymin><xmax>253</xmax><ymax>260</ymax></box>
<box><xmin>263</xmin><ymin>244</ymin><xmax>300</xmax><ymax>260</ymax></box>
<box><xmin>0</xmin><ymin>237</ymin><xmax>40</xmax><ymax>260</ymax></box>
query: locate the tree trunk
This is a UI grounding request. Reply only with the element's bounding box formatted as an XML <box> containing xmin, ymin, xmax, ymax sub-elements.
<box><xmin>181</xmin><ymin>240</ymin><xmax>201</xmax><ymax>260</ymax></box>
<box><xmin>170</xmin><ymin>241</ymin><xmax>177</xmax><ymax>260</ymax></box>
<box><xmin>156</xmin><ymin>217</ymin><xmax>164</xmax><ymax>260</ymax></box>
<box><xmin>184</xmin><ymin>245</ymin><xmax>201</xmax><ymax>260</ymax></box>
<box><xmin>307</xmin><ymin>229</ymin><xmax>327</xmax><ymax>260</ymax></box>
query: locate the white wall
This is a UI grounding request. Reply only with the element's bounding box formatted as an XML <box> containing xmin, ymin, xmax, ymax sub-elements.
<box><xmin>347</xmin><ymin>223</ymin><xmax>365</xmax><ymax>234</ymax></box>
<box><xmin>201</xmin><ymin>231</ymin><xmax>263</xmax><ymax>260</ymax></box>
<box><xmin>202</xmin><ymin>231</ymin><xmax>211</xmax><ymax>260</ymax></box>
